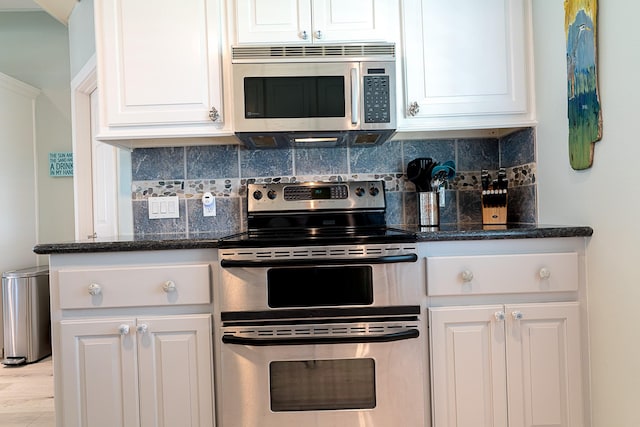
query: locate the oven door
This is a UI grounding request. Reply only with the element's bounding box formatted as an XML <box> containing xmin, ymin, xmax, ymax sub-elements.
<box><xmin>218</xmin><ymin>323</ymin><xmax>428</xmax><ymax>427</ymax></box>
<box><xmin>218</xmin><ymin>250</ymin><xmax>422</xmax><ymax>312</ymax></box>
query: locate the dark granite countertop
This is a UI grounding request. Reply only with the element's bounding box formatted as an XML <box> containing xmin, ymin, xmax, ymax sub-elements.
<box><xmin>33</xmin><ymin>224</ymin><xmax>593</xmax><ymax>255</ymax></box>
<box><xmin>413</xmin><ymin>223</ymin><xmax>593</xmax><ymax>241</ymax></box>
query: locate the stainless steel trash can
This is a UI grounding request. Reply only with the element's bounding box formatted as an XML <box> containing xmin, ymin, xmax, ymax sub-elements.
<box><xmin>2</xmin><ymin>266</ymin><xmax>50</xmax><ymax>365</ymax></box>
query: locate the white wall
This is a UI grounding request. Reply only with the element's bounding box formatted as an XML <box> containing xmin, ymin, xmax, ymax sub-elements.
<box><xmin>0</xmin><ymin>11</ymin><xmax>75</xmax><ymax>253</ymax></box>
<box><xmin>68</xmin><ymin>0</ymin><xmax>95</xmax><ymax>77</ymax></box>
<box><xmin>533</xmin><ymin>1</ymin><xmax>640</xmax><ymax>425</ymax></box>
<box><xmin>0</xmin><ymin>74</ymin><xmax>40</xmax><ymax>272</ymax></box>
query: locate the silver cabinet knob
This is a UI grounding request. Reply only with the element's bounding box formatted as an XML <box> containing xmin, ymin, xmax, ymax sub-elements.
<box><xmin>208</xmin><ymin>107</ymin><xmax>219</xmax><ymax>122</ymax></box>
<box><xmin>118</xmin><ymin>324</ymin><xmax>130</xmax><ymax>335</ymax></box>
<box><xmin>408</xmin><ymin>101</ymin><xmax>420</xmax><ymax>116</ymax></box>
<box><xmin>461</xmin><ymin>270</ymin><xmax>474</xmax><ymax>283</ymax></box>
<box><xmin>512</xmin><ymin>311</ymin><xmax>524</xmax><ymax>320</ymax></box>
<box><xmin>88</xmin><ymin>283</ymin><xmax>102</xmax><ymax>296</ymax></box>
<box><xmin>137</xmin><ymin>324</ymin><xmax>149</xmax><ymax>334</ymax></box>
<box><xmin>494</xmin><ymin>311</ymin><xmax>505</xmax><ymax>321</ymax></box>
<box><xmin>539</xmin><ymin>267</ymin><xmax>551</xmax><ymax>279</ymax></box>
<box><xmin>300</xmin><ymin>30</ymin><xmax>309</xmax><ymax>40</ymax></box>
<box><xmin>162</xmin><ymin>280</ymin><xmax>177</xmax><ymax>293</ymax></box>
<box><xmin>314</xmin><ymin>30</ymin><xmax>323</xmax><ymax>40</ymax></box>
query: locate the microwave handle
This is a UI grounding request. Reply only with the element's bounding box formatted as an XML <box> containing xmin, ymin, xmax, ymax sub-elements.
<box><xmin>222</xmin><ymin>328</ymin><xmax>419</xmax><ymax>346</ymax></box>
<box><xmin>351</xmin><ymin>67</ymin><xmax>359</xmax><ymax>125</ymax></box>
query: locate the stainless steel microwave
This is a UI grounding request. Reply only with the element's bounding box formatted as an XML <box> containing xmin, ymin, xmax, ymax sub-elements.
<box><xmin>231</xmin><ymin>43</ymin><xmax>396</xmax><ymax>148</ymax></box>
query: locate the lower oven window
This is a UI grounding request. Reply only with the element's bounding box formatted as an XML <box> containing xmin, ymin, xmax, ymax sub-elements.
<box><xmin>269</xmin><ymin>359</ymin><xmax>376</xmax><ymax>411</ymax></box>
<box><xmin>267</xmin><ymin>266</ymin><xmax>373</xmax><ymax>308</ymax></box>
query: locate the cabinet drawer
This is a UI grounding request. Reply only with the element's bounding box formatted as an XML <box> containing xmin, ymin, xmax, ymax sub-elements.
<box><xmin>58</xmin><ymin>264</ymin><xmax>211</xmax><ymax>309</ymax></box>
<box><xmin>427</xmin><ymin>252</ymin><xmax>578</xmax><ymax>296</ymax></box>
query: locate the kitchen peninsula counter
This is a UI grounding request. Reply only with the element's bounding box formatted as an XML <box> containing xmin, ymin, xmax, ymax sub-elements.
<box><xmin>33</xmin><ymin>224</ymin><xmax>593</xmax><ymax>255</ymax></box>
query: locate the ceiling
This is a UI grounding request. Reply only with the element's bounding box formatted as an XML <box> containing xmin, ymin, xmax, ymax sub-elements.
<box><xmin>0</xmin><ymin>0</ymin><xmax>77</xmax><ymax>25</ymax></box>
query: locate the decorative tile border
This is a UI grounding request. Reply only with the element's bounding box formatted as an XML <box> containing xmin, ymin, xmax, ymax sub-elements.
<box><xmin>132</xmin><ymin>173</ymin><xmax>409</xmax><ymax>201</ymax></box>
<box><xmin>451</xmin><ymin>162</ymin><xmax>537</xmax><ymax>191</ymax></box>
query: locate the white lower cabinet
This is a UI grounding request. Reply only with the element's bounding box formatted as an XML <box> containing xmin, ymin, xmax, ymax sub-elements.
<box><xmin>60</xmin><ymin>314</ymin><xmax>214</xmax><ymax>427</ymax></box>
<box><xmin>430</xmin><ymin>302</ymin><xmax>584</xmax><ymax>427</ymax></box>
<box><xmin>49</xmin><ymin>249</ymin><xmax>216</xmax><ymax>427</ymax></box>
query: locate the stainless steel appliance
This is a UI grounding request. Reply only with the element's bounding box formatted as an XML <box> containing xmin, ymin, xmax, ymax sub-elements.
<box><xmin>215</xmin><ymin>181</ymin><xmax>429</xmax><ymax>427</ymax></box>
<box><xmin>231</xmin><ymin>43</ymin><xmax>396</xmax><ymax>148</ymax></box>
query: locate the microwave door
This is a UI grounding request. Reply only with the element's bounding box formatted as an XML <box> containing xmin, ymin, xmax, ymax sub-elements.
<box><xmin>232</xmin><ymin>62</ymin><xmax>357</xmax><ymax>133</ymax></box>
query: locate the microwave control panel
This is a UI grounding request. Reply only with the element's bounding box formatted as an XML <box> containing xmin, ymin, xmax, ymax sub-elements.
<box><xmin>363</xmin><ymin>74</ymin><xmax>390</xmax><ymax>123</ymax></box>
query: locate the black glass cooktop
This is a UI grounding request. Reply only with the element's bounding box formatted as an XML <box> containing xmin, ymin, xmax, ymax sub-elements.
<box><xmin>217</xmin><ymin>226</ymin><xmax>417</xmax><ymax>248</ymax></box>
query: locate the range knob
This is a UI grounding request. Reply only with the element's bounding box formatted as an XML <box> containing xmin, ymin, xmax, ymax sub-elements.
<box><xmin>355</xmin><ymin>187</ymin><xmax>366</xmax><ymax>197</ymax></box>
<box><xmin>369</xmin><ymin>186</ymin><xmax>380</xmax><ymax>196</ymax></box>
<box><xmin>252</xmin><ymin>190</ymin><xmax>263</xmax><ymax>200</ymax></box>
<box><xmin>267</xmin><ymin>190</ymin><xmax>277</xmax><ymax>200</ymax></box>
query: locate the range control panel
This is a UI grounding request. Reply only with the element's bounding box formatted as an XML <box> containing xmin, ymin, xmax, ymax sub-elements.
<box><xmin>248</xmin><ymin>181</ymin><xmax>386</xmax><ymax>213</ymax></box>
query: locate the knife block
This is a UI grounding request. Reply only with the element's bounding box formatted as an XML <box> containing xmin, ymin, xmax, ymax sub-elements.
<box><xmin>482</xmin><ymin>190</ymin><xmax>507</xmax><ymax>225</ymax></box>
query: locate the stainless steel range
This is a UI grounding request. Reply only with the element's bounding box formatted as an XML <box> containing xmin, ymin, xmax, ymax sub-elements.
<box><xmin>214</xmin><ymin>181</ymin><xmax>429</xmax><ymax>427</ymax></box>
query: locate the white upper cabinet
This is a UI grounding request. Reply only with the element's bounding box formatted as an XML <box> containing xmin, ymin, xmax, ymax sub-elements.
<box><xmin>232</xmin><ymin>0</ymin><xmax>399</xmax><ymax>44</ymax></box>
<box><xmin>94</xmin><ymin>0</ymin><xmax>229</xmax><ymax>143</ymax></box>
<box><xmin>399</xmin><ymin>0</ymin><xmax>535</xmax><ymax>131</ymax></box>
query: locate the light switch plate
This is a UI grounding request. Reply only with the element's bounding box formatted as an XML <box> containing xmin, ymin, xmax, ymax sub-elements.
<box><xmin>148</xmin><ymin>196</ymin><xmax>179</xmax><ymax>219</ymax></box>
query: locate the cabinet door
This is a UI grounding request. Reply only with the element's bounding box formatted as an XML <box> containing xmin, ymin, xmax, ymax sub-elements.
<box><xmin>401</xmin><ymin>0</ymin><xmax>531</xmax><ymax>129</ymax></box>
<box><xmin>235</xmin><ymin>0</ymin><xmax>312</xmax><ymax>44</ymax></box>
<box><xmin>95</xmin><ymin>0</ymin><xmax>224</xmax><ymax>132</ymax></box>
<box><xmin>59</xmin><ymin>318</ymin><xmax>139</xmax><ymax>427</ymax></box>
<box><xmin>234</xmin><ymin>0</ymin><xmax>398</xmax><ymax>44</ymax></box>
<box><xmin>505</xmin><ymin>302</ymin><xmax>585</xmax><ymax>427</ymax></box>
<box><xmin>137</xmin><ymin>314</ymin><xmax>214</xmax><ymax>427</ymax></box>
<box><xmin>429</xmin><ymin>306</ymin><xmax>508</xmax><ymax>427</ymax></box>
<box><xmin>311</xmin><ymin>0</ymin><xmax>399</xmax><ymax>43</ymax></box>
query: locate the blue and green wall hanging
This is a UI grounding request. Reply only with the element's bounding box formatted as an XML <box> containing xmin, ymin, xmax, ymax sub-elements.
<box><xmin>565</xmin><ymin>0</ymin><xmax>602</xmax><ymax>170</ymax></box>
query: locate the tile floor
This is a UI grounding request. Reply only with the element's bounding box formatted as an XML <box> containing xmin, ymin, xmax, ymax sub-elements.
<box><xmin>0</xmin><ymin>357</ymin><xmax>54</xmax><ymax>426</ymax></box>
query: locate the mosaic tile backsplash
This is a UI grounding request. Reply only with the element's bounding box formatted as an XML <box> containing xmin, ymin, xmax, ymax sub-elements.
<box><xmin>131</xmin><ymin>128</ymin><xmax>537</xmax><ymax>236</ymax></box>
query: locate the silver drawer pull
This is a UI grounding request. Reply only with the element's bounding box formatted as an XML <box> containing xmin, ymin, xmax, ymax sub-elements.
<box><xmin>461</xmin><ymin>270</ymin><xmax>474</xmax><ymax>283</ymax></box>
<box><xmin>162</xmin><ymin>280</ymin><xmax>177</xmax><ymax>293</ymax></box>
<box><xmin>539</xmin><ymin>267</ymin><xmax>551</xmax><ymax>279</ymax></box>
<box><xmin>88</xmin><ymin>283</ymin><xmax>102</xmax><ymax>296</ymax></box>
<box><xmin>118</xmin><ymin>324</ymin><xmax>130</xmax><ymax>335</ymax></box>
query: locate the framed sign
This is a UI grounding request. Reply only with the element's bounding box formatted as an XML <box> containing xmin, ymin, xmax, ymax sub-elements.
<box><xmin>49</xmin><ymin>152</ymin><xmax>74</xmax><ymax>177</ymax></box>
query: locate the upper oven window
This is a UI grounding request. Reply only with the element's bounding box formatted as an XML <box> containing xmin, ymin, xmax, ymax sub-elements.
<box><xmin>267</xmin><ymin>266</ymin><xmax>373</xmax><ymax>308</ymax></box>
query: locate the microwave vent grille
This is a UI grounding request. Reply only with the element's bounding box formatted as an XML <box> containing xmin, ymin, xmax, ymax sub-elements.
<box><xmin>232</xmin><ymin>43</ymin><xmax>395</xmax><ymax>62</ymax></box>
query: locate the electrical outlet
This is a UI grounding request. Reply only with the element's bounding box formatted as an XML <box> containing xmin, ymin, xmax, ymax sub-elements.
<box><xmin>203</xmin><ymin>192</ymin><xmax>216</xmax><ymax>217</ymax></box>
<box><xmin>439</xmin><ymin>187</ymin><xmax>446</xmax><ymax>207</ymax></box>
<box><xmin>148</xmin><ymin>196</ymin><xmax>179</xmax><ymax>219</ymax></box>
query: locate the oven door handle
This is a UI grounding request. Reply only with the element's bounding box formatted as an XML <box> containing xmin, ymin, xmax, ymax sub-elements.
<box><xmin>220</xmin><ymin>253</ymin><xmax>417</xmax><ymax>268</ymax></box>
<box><xmin>222</xmin><ymin>328</ymin><xmax>419</xmax><ymax>346</ymax></box>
